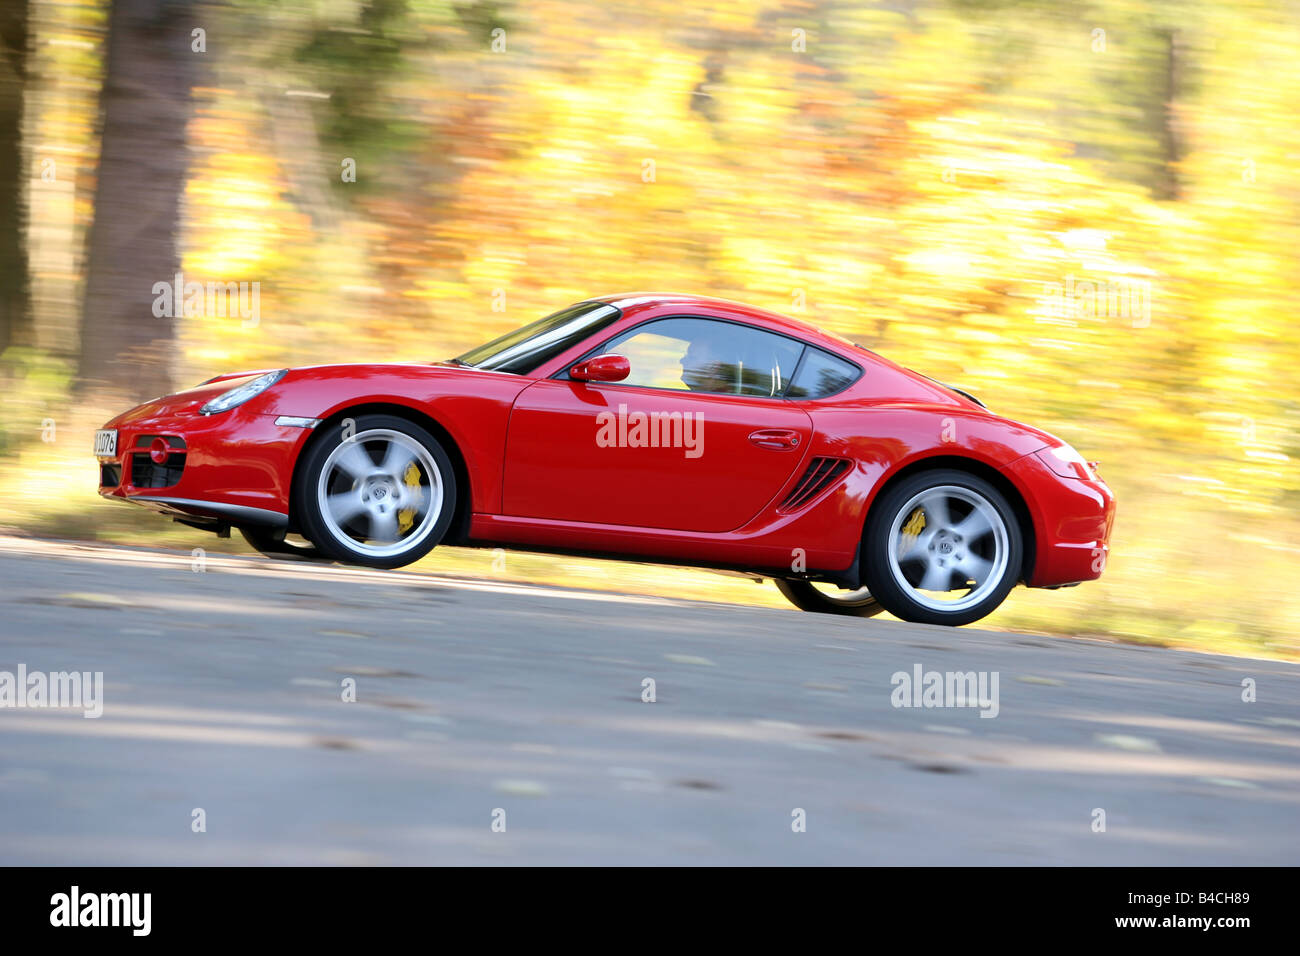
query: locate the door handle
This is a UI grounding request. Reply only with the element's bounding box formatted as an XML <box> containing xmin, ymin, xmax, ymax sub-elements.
<box><xmin>748</xmin><ymin>428</ymin><xmax>801</xmax><ymax>450</ymax></box>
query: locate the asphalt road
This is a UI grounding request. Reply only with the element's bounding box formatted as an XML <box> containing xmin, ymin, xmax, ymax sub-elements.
<box><xmin>0</xmin><ymin>535</ymin><xmax>1296</xmax><ymax>865</ymax></box>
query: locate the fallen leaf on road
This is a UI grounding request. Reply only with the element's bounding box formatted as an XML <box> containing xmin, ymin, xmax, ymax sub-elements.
<box><xmin>1095</xmin><ymin>733</ymin><xmax>1161</xmax><ymax>752</ymax></box>
<box><xmin>1198</xmin><ymin>777</ymin><xmax>1259</xmax><ymax>789</ymax></box>
<box><xmin>494</xmin><ymin>779</ymin><xmax>548</xmax><ymax>796</ymax></box>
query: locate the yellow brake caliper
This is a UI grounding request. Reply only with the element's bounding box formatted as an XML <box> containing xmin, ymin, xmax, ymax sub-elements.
<box><xmin>397</xmin><ymin>462</ymin><xmax>422</xmax><ymax>534</ymax></box>
<box><xmin>899</xmin><ymin>507</ymin><xmax>926</xmax><ymax>556</ymax></box>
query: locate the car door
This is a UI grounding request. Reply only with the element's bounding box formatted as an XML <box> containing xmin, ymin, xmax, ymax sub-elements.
<box><xmin>502</xmin><ymin>316</ymin><xmax>813</xmax><ymax>533</ymax></box>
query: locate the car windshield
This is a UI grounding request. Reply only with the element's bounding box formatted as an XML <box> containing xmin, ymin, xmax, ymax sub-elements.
<box><xmin>454</xmin><ymin>302</ymin><xmax>623</xmax><ymax>374</ymax></box>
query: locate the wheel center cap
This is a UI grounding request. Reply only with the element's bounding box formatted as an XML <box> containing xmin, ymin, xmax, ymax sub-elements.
<box><xmin>939</xmin><ymin>541</ymin><xmax>953</xmax><ymax>554</ymax></box>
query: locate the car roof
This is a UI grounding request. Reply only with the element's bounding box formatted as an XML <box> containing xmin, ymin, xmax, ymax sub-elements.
<box><xmin>588</xmin><ymin>292</ymin><xmax>850</xmax><ymax>346</ymax></box>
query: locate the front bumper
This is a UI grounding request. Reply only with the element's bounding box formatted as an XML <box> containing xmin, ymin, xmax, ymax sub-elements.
<box><xmin>96</xmin><ymin>404</ymin><xmax>313</xmax><ymax>529</ymax></box>
<box><xmin>1006</xmin><ymin>451</ymin><xmax>1116</xmax><ymax>588</ymax></box>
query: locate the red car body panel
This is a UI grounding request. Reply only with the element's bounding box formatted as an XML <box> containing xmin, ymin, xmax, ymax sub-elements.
<box><xmin>97</xmin><ymin>293</ymin><xmax>1115</xmax><ymax>589</ymax></box>
<box><xmin>503</xmin><ymin>379</ymin><xmax>813</xmax><ymax>532</ymax></box>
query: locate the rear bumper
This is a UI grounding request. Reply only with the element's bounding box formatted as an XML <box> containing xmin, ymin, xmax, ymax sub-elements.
<box><xmin>96</xmin><ymin>406</ymin><xmax>309</xmax><ymax>527</ymax></box>
<box><xmin>1006</xmin><ymin>452</ymin><xmax>1116</xmax><ymax>588</ymax></box>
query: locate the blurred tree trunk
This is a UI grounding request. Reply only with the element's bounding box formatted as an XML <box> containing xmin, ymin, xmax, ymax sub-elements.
<box><xmin>0</xmin><ymin>0</ymin><xmax>29</xmax><ymax>357</ymax></box>
<box><xmin>77</xmin><ymin>0</ymin><xmax>197</xmax><ymax>400</ymax></box>
<box><xmin>1152</xmin><ymin>28</ymin><xmax>1185</xmax><ymax>201</ymax></box>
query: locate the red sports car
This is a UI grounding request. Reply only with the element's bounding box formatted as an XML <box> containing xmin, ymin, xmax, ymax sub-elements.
<box><xmin>95</xmin><ymin>293</ymin><xmax>1114</xmax><ymax>626</ymax></box>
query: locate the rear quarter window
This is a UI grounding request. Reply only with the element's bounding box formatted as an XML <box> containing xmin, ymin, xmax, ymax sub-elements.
<box><xmin>785</xmin><ymin>348</ymin><xmax>861</xmax><ymax>399</ymax></box>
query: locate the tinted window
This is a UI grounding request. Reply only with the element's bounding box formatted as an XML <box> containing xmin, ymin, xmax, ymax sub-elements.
<box><xmin>590</xmin><ymin>317</ymin><xmax>805</xmax><ymax>398</ymax></box>
<box><xmin>786</xmin><ymin>347</ymin><xmax>860</xmax><ymax>399</ymax></box>
<box><xmin>456</xmin><ymin>302</ymin><xmax>621</xmax><ymax>374</ymax></box>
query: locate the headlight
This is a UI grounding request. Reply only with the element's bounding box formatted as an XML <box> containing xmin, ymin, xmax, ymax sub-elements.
<box><xmin>200</xmin><ymin>369</ymin><xmax>287</xmax><ymax>415</ymax></box>
<box><xmin>1037</xmin><ymin>442</ymin><xmax>1099</xmax><ymax>481</ymax></box>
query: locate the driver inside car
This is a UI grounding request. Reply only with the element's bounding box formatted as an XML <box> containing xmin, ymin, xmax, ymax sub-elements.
<box><xmin>680</xmin><ymin>332</ymin><xmax>740</xmax><ymax>393</ymax></box>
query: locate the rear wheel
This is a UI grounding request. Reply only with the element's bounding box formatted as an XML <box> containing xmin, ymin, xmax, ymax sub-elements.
<box><xmin>862</xmin><ymin>469</ymin><xmax>1022</xmax><ymax>626</ymax></box>
<box><xmin>774</xmin><ymin>579</ymin><xmax>884</xmax><ymax>617</ymax></box>
<box><xmin>296</xmin><ymin>414</ymin><xmax>457</xmax><ymax>569</ymax></box>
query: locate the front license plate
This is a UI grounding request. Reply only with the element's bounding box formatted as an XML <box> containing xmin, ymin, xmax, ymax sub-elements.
<box><xmin>93</xmin><ymin>429</ymin><xmax>118</xmax><ymax>457</ymax></box>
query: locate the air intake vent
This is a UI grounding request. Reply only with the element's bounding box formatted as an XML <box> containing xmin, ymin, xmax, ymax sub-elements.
<box><xmin>130</xmin><ymin>452</ymin><xmax>187</xmax><ymax>489</ymax></box>
<box><xmin>780</xmin><ymin>457</ymin><xmax>851</xmax><ymax>511</ymax></box>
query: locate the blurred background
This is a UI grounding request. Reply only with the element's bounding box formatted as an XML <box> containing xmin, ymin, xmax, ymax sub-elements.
<box><xmin>0</xmin><ymin>0</ymin><xmax>1295</xmax><ymax>657</ymax></box>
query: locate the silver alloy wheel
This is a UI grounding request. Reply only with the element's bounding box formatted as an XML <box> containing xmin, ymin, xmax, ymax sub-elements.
<box><xmin>886</xmin><ymin>484</ymin><xmax>1009</xmax><ymax>613</ymax></box>
<box><xmin>808</xmin><ymin>583</ymin><xmax>877</xmax><ymax>607</ymax></box>
<box><xmin>315</xmin><ymin>428</ymin><xmax>444</xmax><ymax>559</ymax></box>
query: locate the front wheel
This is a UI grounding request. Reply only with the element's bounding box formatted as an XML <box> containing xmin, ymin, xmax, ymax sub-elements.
<box><xmin>774</xmin><ymin>579</ymin><xmax>884</xmax><ymax>617</ymax></box>
<box><xmin>862</xmin><ymin>469</ymin><xmax>1022</xmax><ymax>626</ymax></box>
<box><xmin>296</xmin><ymin>414</ymin><xmax>458</xmax><ymax>569</ymax></box>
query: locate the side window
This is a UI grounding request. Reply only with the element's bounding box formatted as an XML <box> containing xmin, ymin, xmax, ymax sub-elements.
<box><xmin>594</xmin><ymin>317</ymin><xmax>805</xmax><ymax>398</ymax></box>
<box><xmin>786</xmin><ymin>347</ymin><xmax>861</xmax><ymax>399</ymax></box>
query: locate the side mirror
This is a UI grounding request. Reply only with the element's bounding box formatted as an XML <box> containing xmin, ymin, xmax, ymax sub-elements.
<box><xmin>570</xmin><ymin>353</ymin><xmax>630</xmax><ymax>383</ymax></box>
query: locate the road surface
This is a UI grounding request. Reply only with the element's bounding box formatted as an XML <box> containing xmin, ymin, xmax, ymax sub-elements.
<box><xmin>0</xmin><ymin>535</ymin><xmax>1296</xmax><ymax>865</ymax></box>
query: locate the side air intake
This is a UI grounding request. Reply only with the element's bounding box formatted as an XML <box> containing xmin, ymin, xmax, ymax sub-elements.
<box><xmin>779</xmin><ymin>457</ymin><xmax>851</xmax><ymax>512</ymax></box>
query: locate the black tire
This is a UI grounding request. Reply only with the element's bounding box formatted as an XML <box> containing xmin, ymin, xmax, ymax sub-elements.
<box><xmin>295</xmin><ymin>413</ymin><xmax>458</xmax><ymax>569</ymax></box>
<box><xmin>774</xmin><ymin>579</ymin><xmax>884</xmax><ymax>617</ymax></box>
<box><xmin>238</xmin><ymin>525</ymin><xmax>324</xmax><ymax>561</ymax></box>
<box><xmin>862</xmin><ymin>469</ymin><xmax>1022</xmax><ymax>626</ymax></box>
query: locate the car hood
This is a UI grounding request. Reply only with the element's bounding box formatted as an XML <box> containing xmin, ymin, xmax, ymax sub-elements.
<box><xmin>104</xmin><ymin>362</ymin><xmax>495</xmax><ymax>426</ymax></box>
